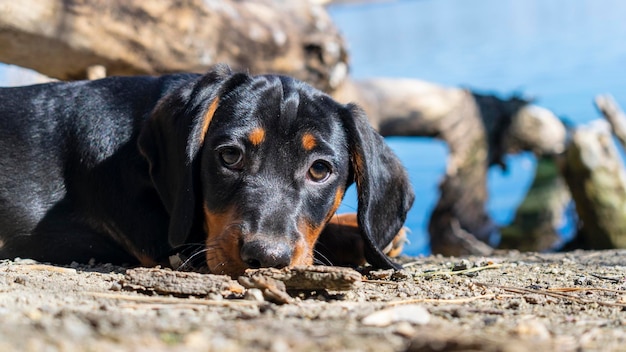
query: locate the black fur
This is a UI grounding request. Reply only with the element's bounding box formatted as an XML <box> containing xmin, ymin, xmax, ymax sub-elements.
<box><xmin>0</xmin><ymin>64</ymin><xmax>413</xmax><ymax>272</ymax></box>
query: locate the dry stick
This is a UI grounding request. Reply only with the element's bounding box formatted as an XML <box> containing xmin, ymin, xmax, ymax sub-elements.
<box><xmin>415</xmin><ymin>263</ymin><xmax>505</xmax><ymax>277</ymax></box>
<box><xmin>88</xmin><ymin>292</ymin><xmax>259</xmax><ymax>307</ymax></box>
<box><xmin>589</xmin><ymin>273</ymin><xmax>622</xmax><ymax>283</ymax></box>
<box><xmin>475</xmin><ymin>283</ymin><xmax>626</xmax><ymax>308</ymax></box>
<box><xmin>362</xmin><ymin>280</ymin><xmax>400</xmax><ymax>286</ymax></box>
<box><xmin>6</xmin><ymin>263</ymin><xmax>78</xmax><ymax>275</ymax></box>
<box><xmin>401</xmin><ymin>261</ymin><xmax>424</xmax><ymax>268</ymax></box>
<box><xmin>386</xmin><ymin>293</ymin><xmax>514</xmax><ymax>306</ymax></box>
<box><xmin>548</xmin><ymin>287</ymin><xmax>625</xmax><ymax>294</ymax></box>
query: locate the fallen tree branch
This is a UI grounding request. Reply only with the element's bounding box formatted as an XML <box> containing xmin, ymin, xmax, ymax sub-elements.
<box><xmin>560</xmin><ymin>120</ymin><xmax>626</xmax><ymax>249</ymax></box>
<box><xmin>595</xmin><ymin>94</ymin><xmax>626</xmax><ymax>150</ymax></box>
<box><xmin>0</xmin><ymin>0</ymin><xmax>348</xmax><ymax>91</ymax></box>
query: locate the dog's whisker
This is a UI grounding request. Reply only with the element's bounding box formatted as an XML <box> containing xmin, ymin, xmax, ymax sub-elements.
<box><xmin>313</xmin><ymin>258</ymin><xmax>325</xmax><ymax>265</ymax></box>
<box><xmin>176</xmin><ymin>248</ymin><xmax>210</xmax><ymax>271</ymax></box>
<box><xmin>313</xmin><ymin>249</ymin><xmax>333</xmax><ymax>266</ymax></box>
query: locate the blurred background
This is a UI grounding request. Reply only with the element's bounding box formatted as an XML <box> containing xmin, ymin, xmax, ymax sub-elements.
<box><xmin>329</xmin><ymin>0</ymin><xmax>626</xmax><ymax>255</ymax></box>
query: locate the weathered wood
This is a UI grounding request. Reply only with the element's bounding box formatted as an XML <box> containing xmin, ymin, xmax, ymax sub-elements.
<box><xmin>560</xmin><ymin>120</ymin><xmax>626</xmax><ymax>249</ymax></box>
<box><xmin>242</xmin><ymin>265</ymin><xmax>362</xmax><ymax>291</ymax></box>
<box><xmin>595</xmin><ymin>94</ymin><xmax>626</xmax><ymax>150</ymax></box>
<box><xmin>0</xmin><ymin>0</ymin><xmax>348</xmax><ymax>91</ymax></box>
<box><xmin>122</xmin><ymin>267</ymin><xmax>245</xmax><ymax>297</ymax></box>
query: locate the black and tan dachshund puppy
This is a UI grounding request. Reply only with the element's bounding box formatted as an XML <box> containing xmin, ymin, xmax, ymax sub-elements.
<box><xmin>0</xmin><ymin>64</ymin><xmax>414</xmax><ymax>277</ymax></box>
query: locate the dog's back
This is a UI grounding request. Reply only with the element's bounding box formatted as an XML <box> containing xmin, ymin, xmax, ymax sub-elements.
<box><xmin>0</xmin><ymin>75</ymin><xmax>195</xmax><ymax>263</ymax></box>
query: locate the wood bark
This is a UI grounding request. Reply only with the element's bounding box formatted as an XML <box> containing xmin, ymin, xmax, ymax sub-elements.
<box><xmin>560</xmin><ymin>120</ymin><xmax>626</xmax><ymax>249</ymax></box>
<box><xmin>0</xmin><ymin>0</ymin><xmax>349</xmax><ymax>91</ymax></box>
<box><xmin>595</xmin><ymin>94</ymin><xmax>626</xmax><ymax>150</ymax></box>
<box><xmin>557</xmin><ymin>96</ymin><xmax>626</xmax><ymax>250</ymax></box>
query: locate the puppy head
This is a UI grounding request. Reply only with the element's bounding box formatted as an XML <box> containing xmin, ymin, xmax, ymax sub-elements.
<box><xmin>139</xmin><ymin>64</ymin><xmax>414</xmax><ymax>277</ymax></box>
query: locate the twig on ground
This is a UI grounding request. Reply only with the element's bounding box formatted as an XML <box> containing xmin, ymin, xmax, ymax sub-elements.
<box><xmin>88</xmin><ymin>291</ymin><xmax>259</xmax><ymax>307</ymax></box>
<box><xmin>415</xmin><ymin>263</ymin><xmax>504</xmax><ymax>277</ymax></box>
<box><xmin>386</xmin><ymin>293</ymin><xmax>501</xmax><ymax>306</ymax></box>
<box><xmin>362</xmin><ymin>280</ymin><xmax>400</xmax><ymax>286</ymax></box>
<box><xmin>474</xmin><ymin>283</ymin><xmax>626</xmax><ymax>308</ymax></box>
<box><xmin>589</xmin><ymin>273</ymin><xmax>622</xmax><ymax>283</ymax></box>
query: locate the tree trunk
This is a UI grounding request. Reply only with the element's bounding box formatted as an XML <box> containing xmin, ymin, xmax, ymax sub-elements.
<box><xmin>595</xmin><ymin>94</ymin><xmax>626</xmax><ymax>150</ymax></box>
<box><xmin>560</xmin><ymin>120</ymin><xmax>626</xmax><ymax>249</ymax></box>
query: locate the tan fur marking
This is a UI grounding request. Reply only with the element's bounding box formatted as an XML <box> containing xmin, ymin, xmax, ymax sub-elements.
<box><xmin>293</xmin><ymin>221</ymin><xmax>318</xmax><ymax>266</ymax></box>
<box><xmin>136</xmin><ymin>254</ymin><xmax>158</xmax><ymax>267</ymax></box>
<box><xmin>200</xmin><ymin>97</ymin><xmax>220</xmax><ymax>145</ymax></box>
<box><xmin>203</xmin><ymin>204</ymin><xmax>246</xmax><ymax>277</ymax></box>
<box><xmin>292</xmin><ymin>187</ymin><xmax>345</xmax><ymax>267</ymax></box>
<box><xmin>320</xmin><ymin>213</ymin><xmax>366</xmax><ymax>266</ymax></box>
<box><xmin>248</xmin><ymin>127</ymin><xmax>266</xmax><ymax>146</ymax></box>
<box><xmin>301</xmin><ymin>132</ymin><xmax>317</xmax><ymax>151</ymax></box>
<box><xmin>324</xmin><ymin>187</ymin><xmax>345</xmax><ymax>224</ymax></box>
<box><xmin>326</xmin><ymin>213</ymin><xmax>359</xmax><ymax>229</ymax></box>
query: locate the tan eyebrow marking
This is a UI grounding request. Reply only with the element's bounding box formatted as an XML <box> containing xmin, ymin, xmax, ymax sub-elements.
<box><xmin>248</xmin><ymin>127</ymin><xmax>266</xmax><ymax>146</ymax></box>
<box><xmin>200</xmin><ymin>97</ymin><xmax>220</xmax><ymax>145</ymax></box>
<box><xmin>301</xmin><ymin>132</ymin><xmax>317</xmax><ymax>151</ymax></box>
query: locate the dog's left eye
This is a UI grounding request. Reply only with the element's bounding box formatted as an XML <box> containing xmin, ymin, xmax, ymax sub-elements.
<box><xmin>219</xmin><ymin>147</ymin><xmax>243</xmax><ymax>169</ymax></box>
<box><xmin>307</xmin><ymin>161</ymin><xmax>331</xmax><ymax>183</ymax></box>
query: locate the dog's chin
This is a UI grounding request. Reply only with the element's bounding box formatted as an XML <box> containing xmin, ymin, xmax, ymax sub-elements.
<box><xmin>206</xmin><ymin>256</ymin><xmax>248</xmax><ymax>278</ymax></box>
<box><xmin>205</xmin><ymin>233</ymin><xmax>245</xmax><ymax>277</ymax></box>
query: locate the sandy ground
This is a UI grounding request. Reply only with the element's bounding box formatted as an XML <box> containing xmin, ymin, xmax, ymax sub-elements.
<box><xmin>0</xmin><ymin>249</ymin><xmax>625</xmax><ymax>351</ymax></box>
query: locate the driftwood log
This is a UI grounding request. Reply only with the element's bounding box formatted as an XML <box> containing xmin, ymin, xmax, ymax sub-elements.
<box><xmin>560</xmin><ymin>119</ymin><xmax>626</xmax><ymax>249</ymax></box>
<box><xmin>335</xmin><ymin>79</ymin><xmax>567</xmax><ymax>255</ymax></box>
<box><xmin>0</xmin><ymin>0</ymin><xmax>570</xmax><ymax>255</ymax></box>
<box><xmin>596</xmin><ymin>94</ymin><xmax>626</xmax><ymax>151</ymax></box>
<box><xmin>0</xmin><ymin>0</ymin><xmax>348</xmax><ymax>91</ymax></box>
<box><xmin>556</xmin><ymin>95</ymin><xmax>626</xmax><ymax>250</ymax></box>
<box><xmin>500</xmin><ymin>95</ymin><xmax>626</xmax><ymax>252</ymax></box>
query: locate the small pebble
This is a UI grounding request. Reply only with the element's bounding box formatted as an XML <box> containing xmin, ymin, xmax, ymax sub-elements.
<box><xmin>362</xmin><ymin>304</ymin><xmax>430</xmax><ymax>327</ymax></box>
<box><xmin>393</xmin><ymin>322</ymin><xmax>417</xmax><ymax>337</ymax></box>
<box><xmin>452</xmin><ymin>259</ymin><xmax>471</xmax><ymax>271</ymax></box>
<box><xmin>14</xmin><ymin>275</ymin><xmax>28</xmax><ymax>285</ymax></box>
<box><xmin>369</xmin><ymin>269</ymin><xmax>394</xmax><ymax>280</ymax></box>
<box><xmin>523</xmin><ymin>294</ymin><xmax>546</xmax><ymax>305</ymax></box>
<box><xmin>109</xmin><ymin>282</ymin><xmax>122</xmax><ymax>291</ymax></box>
<box><xmin>514</xmin><ymin>318</ymin><xmax>551</xmax><ymax>340</ymax></box>
<box><xmin>244</xmin><ymin>288</ymin><xmax>265</xmax><ymax>302</ymax></box>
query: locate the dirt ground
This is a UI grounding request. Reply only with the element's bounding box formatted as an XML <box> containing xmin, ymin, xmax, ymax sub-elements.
<box><xmin>1</xmin><ymin>250</ymin><xmax>624</xmax><ymax>352</ymax></box>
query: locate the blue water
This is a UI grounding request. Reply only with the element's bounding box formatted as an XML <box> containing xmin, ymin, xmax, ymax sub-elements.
<box><xmin>330</xmin><ymin>0</ymin><xmax>626</xmax><ymax>255</ymax></box>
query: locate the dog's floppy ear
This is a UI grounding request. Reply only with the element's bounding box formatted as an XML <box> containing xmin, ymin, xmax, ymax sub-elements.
<box><xmin>138</xmin><ymin>64</ymin><xmax>234</xmax><ymax>247</ymax></box>
<box><xmin>340</xmin><ymin>104</ymin><xmax>415</xmax><ymax>269</ymax></box>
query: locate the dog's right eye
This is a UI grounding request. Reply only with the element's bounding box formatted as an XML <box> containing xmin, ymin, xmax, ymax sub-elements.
<box><xmin>218</xmin><ymin>147</ymin><xmax>243</xmax><ymax>169</ymax></box>
<box><xmin>307</xmin><ymin>160</ymin><xmax>332</xmax><ymax>183</ymax></box>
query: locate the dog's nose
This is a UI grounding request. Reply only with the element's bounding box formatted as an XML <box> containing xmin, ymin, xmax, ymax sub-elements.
<box><xmin>240</xmin><ymin>240</ymin><xmax>292</xmax><ymax>269</ymax></box>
